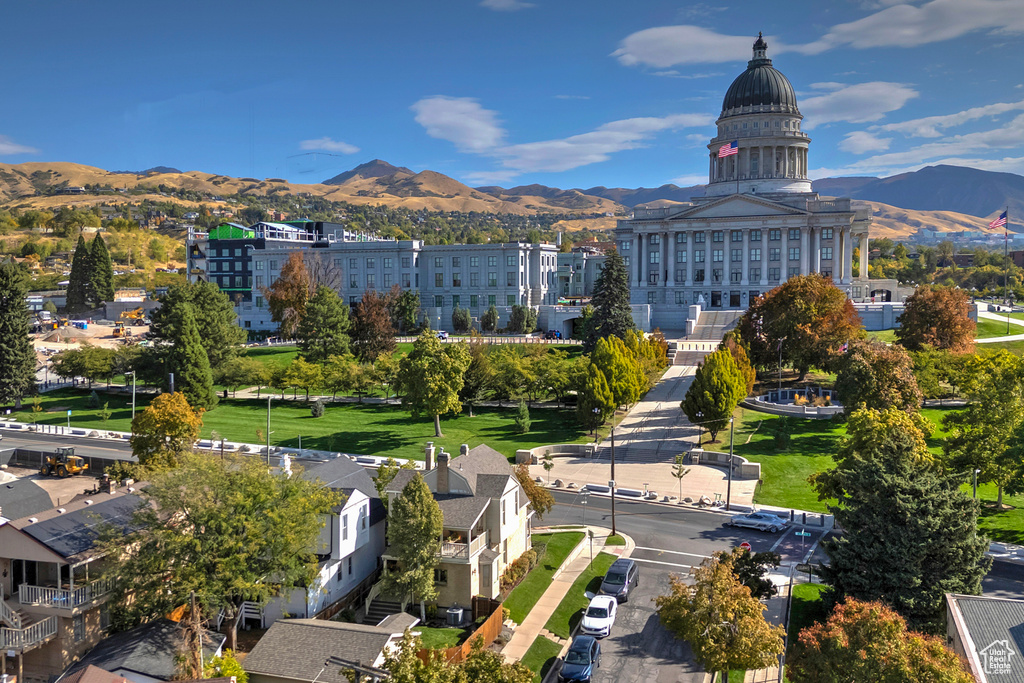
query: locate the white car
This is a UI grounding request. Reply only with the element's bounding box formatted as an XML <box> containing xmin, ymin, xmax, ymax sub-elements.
<box><xmin>727</xmin><ymin>511</ymin><xmax>788</xmax><ymax>533</ymax></box>
<box><xmin>580</xmin><ymin>595</ymin><xmax>617</xmax><ymax>638</ymax></box>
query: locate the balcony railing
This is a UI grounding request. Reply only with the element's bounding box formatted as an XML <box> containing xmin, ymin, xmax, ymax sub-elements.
<box><xmin>439</xmin><ymin>531</ymin><xmax>489</xmax><ymax>560</ymax></box>
<box><xmin>0</xmin><ymin>596</ymin><xmax>22</xmax><ymax>628</ymax></box>
<box><xmin>0</xmin><ymin>615</ymin><xmax>58</xmax><ymax>651</ymax></box>
<box><xmin>19</xmin><ymin>576</ymin><xmax>116</xmax><ymax>609</ymax></box>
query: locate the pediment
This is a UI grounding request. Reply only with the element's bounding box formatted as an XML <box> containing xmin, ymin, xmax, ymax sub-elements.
<box><xmin>669</xmin><ymin>195</ymin><xmax>809</xmax><ymax>220</ymax></box>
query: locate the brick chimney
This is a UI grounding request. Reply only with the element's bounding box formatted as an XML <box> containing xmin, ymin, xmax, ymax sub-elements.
<box><xmin>460</xmin><ymin>444</ymin><xmax>469</xmax><ymax>458</ymax></box>
<box><xmin>425</xmin><ymin>442</ymin><xmax>435</xmax><ymax>472</ymax></box>
<box><xmin>437</xmin><ymin>451</ymin><xmax>450</xmax><ymax>494</ymax></box>
<box><xmin>100</xmin><ymin>474</ymin><xmax>116</xmax><ymax>494</ymax></box>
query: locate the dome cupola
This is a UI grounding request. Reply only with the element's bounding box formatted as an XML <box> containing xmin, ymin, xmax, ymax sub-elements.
<box><xmin>720</xmin><ymin>33</ymin><xmax>799</xmax><ymax>117</ymax></box>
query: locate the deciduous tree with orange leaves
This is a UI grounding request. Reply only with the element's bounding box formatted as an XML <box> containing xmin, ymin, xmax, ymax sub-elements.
<box><xmin>788</xmin><ymin>598</ymin><xmax>973</xmax><ymax>683</ymax></box>
<box><xmin>261</xmin><ymin>251</ymin><xmax>310</xmax><ymax>338</ymax></box>
<box><xmin>895</xmin><ymin>285</ymin><xmax>975</xmax><ymax>354</ymax></box>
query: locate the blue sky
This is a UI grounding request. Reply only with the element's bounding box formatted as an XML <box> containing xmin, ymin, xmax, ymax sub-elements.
<box><xmin>2</xmin><ymin>0</ymin><xmax>1023</xmax><ymax>190</ymax></box>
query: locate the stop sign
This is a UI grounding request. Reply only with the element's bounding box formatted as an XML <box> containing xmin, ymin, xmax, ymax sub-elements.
<box><xmin>739</xmin><ymin>541</ymin><xmax>752</xmax><ymax>552</ymax></box>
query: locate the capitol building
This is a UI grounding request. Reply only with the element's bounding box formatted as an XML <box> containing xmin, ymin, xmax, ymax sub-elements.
<box><xmin>615</xmin><ymin>33</ymin><xmax>882</xmax><ymax>331</ymax></box>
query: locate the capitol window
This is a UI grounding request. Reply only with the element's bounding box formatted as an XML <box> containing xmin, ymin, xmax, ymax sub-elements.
<box><xmin>676</xmin><ymin>250</ymin><xmax>687</xmax><ymax>263</ymax></box>
<box><xmin>822</xmin><ymin>247</ymin><xmax>834</xmax><ymax>260</ymax></box>
<box><xmin>434</xmin><ymin>257</ymin><xmax>443</xmax><ymax>268</ymax></box>
<box><xmin>713</xmin><ymin>231</ymin><xmax>723</xmax><ymax>242</ymax></box>
<box><xmin>821</xmin><ymin>228</ymin><xmax>834</xmax><ymax>240</ymax></box>
<box><xmin>789</xmin><ymin>247</ymin><xmax>801</xmax><ymax>261</ymax></box>
<box><xmin>789</xmin><ymin>228</ymin><xmax>801</xmax><ymax>241</ymax></box>
<box><xmin>650</xmin><ymin>234</ymin><xmax>660</xmax><ymax>245</ymax></box>
<box><xmin>694</xmin><ymin>232</ymin><xmax>706</xmax><ymax>243</ymax></box>
<box><xmin>731</xmin><ymin>249</ymin><xmax>742</xmax><ymax>263</ymax></box>
<box><xmin>470</xmin><ymin>256</ymin><xmax>479</xmax><ymax>267</ymax></box>
<box><xmin>366</xmin><ymin>258</ymin><xmax>375</xmax><ymax>269</ymax></box>
<box><xmin>770</xmin><ymin>248</ymin><xmax>780</xmax><ymax>261</ymax></box>
<box><xmin>675</xmin><ymin>232</ymin><xmax>686</xmax><ymax>243</ymax></box>
<box><xmin>769</xmin><ymin>229</ymin><xmax>781</xmax><ymax>241</ymax></box>
<box><xmin>694</xmin><ymin>250</ymin><xmax>705</xmax><ymax>263</ymax></box>
<box><xmin>775</xmin><ymin>121</ymin><xmax>780</xmax><ymax>127</ymax></box>
<box><xmin>750</xmin><ymin>248</ymin><xmax>761</xmax><ymax>261</ymax></box>
<box><xmin>731</xmin><ymin>231</ymin><xmax>742</xmax><ymax>243</ymax></box>
<box><xmin>650</xmin><ymin>251</ymin><xmax>660</xmax><ymax>264</ymax></box>
<box><xmin>620</xmin><ymin>240</ymin><xmax>631</xmax><ymax>250</ymax></box>
<box><xmin>750</xmin><ymin>230</ymin><xmax>761</xmax><ymax>241</ymax></box>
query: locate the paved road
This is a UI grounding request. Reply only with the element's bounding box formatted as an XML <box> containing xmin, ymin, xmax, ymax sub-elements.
<box><xmin>0</xmin><ymin>428</ymin><xmax>135</xmax><ymax>461</ymax></box>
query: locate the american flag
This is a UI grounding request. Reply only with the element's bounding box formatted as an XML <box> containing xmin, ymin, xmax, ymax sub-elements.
<box><xmin>989</xmin><ymin>210</ymin><xmax>1008</xmax><ymax>230</ymax></box>
<box><xmin>718</xmin><ymin>141</ymin><xmax>738</xmax><ymax>158</ymax></box>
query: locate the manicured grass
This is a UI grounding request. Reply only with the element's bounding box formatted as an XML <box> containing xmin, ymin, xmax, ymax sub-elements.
<box><xmin>604</xmin><ymin>534</ymin><xmax>625</xmax><ymax>546</ymax></box>
<box><xmin>13</xmin><ymin>387</ymin><xmax>590</xmax><ymax>461</ymax></box>
<box><xmin>544</xmin><ymin>552</ymin><xmax>617</xmax><ymax>640</ymax></box>
<box><xmin>520</xmin><ymin>635</ymin><xmax>562</xmax><ymax>683</ymax></box>
<box><xmin>241</xmin><ymin>345</ymin><xmax>301</xmax><ymax>367</ymax></box>
<box><xmin>975</xmin><ymin>317</ymin><xmax>1017</xmax><ymax>339</ymax></box>
<box><xmin>786</xmin><ymin>582</ymin><xmax>828</xmax><ymax>653</ymax></box>
<box><xmin>505</xmin><ymin>532</ymin><xmax>585</xmax><ymax>624</ymax></box>
<box><xmin>414</xmin><ymin>624</ymin><xmax>470</xmax><ymax>650</ymax></box>
<box><xmin>863</xmin><ymin>328</ymin><xmax>896</xmax><ymax>343</ymax></box>
<box><xmin>979</xmin><ymin>339</ymin><xmax>1024</xmax><ymax>354</ymax></box>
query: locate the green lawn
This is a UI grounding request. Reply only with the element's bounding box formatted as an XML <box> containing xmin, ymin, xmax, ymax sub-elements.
<box><xmin>731</xmin><ymin>406</ymin><xmax>957</xmax><ymax>512</ymax></box>
<box><xmin>786</xmin><ymin>582</ymin><xmax>828</xmax><ymax>654</ymax></box>
<box><xmin>979</xmin><ymin>339</ymin><xmax>1024</xmax><ymax>354</ymax></box>
<box><xmin>863</xmin><ymin>328</ymin><xmax>896</xmax><ymax>343</ymax></box>
<box><xmin>414</xmin><ymin>624</ymin><xmax>470</xmax><ymax>650</ymax></box>
<box><xmin>544</xmin><ymin>552</ymin><xmax>617</xmax><ymax>640</ymax></box>
<box><xmin>975</xmin><ymin>317</ymin><xmax>1017</xmax><ymax>339</ymax></box>
<box><xmin>604</xmin><ymin>534</ymin><xmax>625</xmax><ymax>546</ymax></box>
<box><xmin>13</xmin><ymin>387</ymin><xmax>590</xmax><ymax>461</ymax></box>
<box><xmin>520</xmin><ymin>635</ymin><xmax>562</xmax><ymax>683</ymax></box>
<box><xmin>505</xmin><ymin>532</ymin><xmax>585</xmax><ymax>624</ymax></box>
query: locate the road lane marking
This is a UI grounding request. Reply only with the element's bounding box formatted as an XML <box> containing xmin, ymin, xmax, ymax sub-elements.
<box><xmin>630</xmin><ymin>557</ymin><xmax>695</xmax><ymax>569</ymax></box>
<box><xmin>634</xmin><ymin>547</ymin><xmax>712</xmax><ymax>560</ymax></box>
<box><xmin>769</xmin><ymin>528</ymin><xmax>793</xmax><ymax>552</ymax></box>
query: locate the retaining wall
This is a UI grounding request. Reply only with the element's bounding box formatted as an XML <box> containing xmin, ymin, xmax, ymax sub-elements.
<box><xmin>515</xmin><ymin>443</ymin><xmax>597</xmax><ymax>464</ymax></box>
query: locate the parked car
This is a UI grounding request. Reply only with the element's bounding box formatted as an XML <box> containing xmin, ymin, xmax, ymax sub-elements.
<box><xmin>544</xmin><ymin>329</ymin><xmax>563</xmax><ymax>340</ymax></box>
<box><xmin>599</xmin><ymin>558</ymin><xmax>639</xmax><ymax>602</ymax></box>
<box><xmin>559</xmin><ymin>635</ymin><xmax>601</xmax><ymax>682</ymax></box>
<box><xmin>436</xmin><ymin>330</ymin><xmax>449</xmax><ymax>340</ymax></box>
<box><xmin>727</xmin><ymin>511</ymin><xmax>788</xmax><ymax>533</ymax></box>
<box><xmin>580</xmin><ymin>595</ymin><xmax>617</xmax><ymax>638</ymax></box>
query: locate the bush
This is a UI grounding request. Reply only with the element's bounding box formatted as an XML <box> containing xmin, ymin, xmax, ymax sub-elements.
<box><xmin>523</xmin><ymin>549</ymin><xmax>538</xmax><ymax>569</ymax></box>
<box><xmin>514</xmin><ymin>400</ymin><xmax>531</xmax><ymax>434</ymax></box>
<box><xmin>87</xmin><ymin>390</ymin><xmax>100</xmax><ymax>409</ymax></box>
<box><xmin>500</xmin><ymin>555</ymin><xmax>531</xmax><ymax>591</ymax></box>
<box><xmin>310</xmin><ymin>399</ymin><xmax>324</xmax><ymax>418</ymax></box>
<box><xmin>532</xmin><ymin>542</ymin><xmax>547</xmax><ymax>565</ymax></box>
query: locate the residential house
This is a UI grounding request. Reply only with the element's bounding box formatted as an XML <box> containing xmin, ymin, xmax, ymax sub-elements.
<box><xmin>244</xmin><ymin>615</ymin><xmax>417</xmax><ymax>683</ymax></box>
<box><xmin>62</xmin><ymin>618</ymin><xmax>225</xmax><ymax>683</ymax></box>
<box><xmin>0</xmin><ymin>484</ymin><xmax>141</xmax><ymax>683</ymax></box>
<box><xmin>946</xmin><ymin>593</ymin><xmax>1024</xmax><ymax>682</ymax></box>
<box><xmin>258</xmin><ymin>457</ymin><xmax>386</xmax><ymax>626</ymax></box>
<box><xmin>383</xmin><ymin>444</ymin><xmax>533</xmax><ymax>609</ymax></box>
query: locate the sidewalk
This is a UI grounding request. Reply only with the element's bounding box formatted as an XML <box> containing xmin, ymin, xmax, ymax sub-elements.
<box><xmin>744</xmin><ymin>569</ymin><xmax>791</xmax><ymax>683</ymax></box>
<box><xmin>503</xmin><ymin>526</ymin><xmax>634</xmax><ymax>663</ymax></box>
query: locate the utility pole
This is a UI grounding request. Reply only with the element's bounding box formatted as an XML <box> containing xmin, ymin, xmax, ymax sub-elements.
<box><xmin>726</xmin><ymin>417</ymin><xmax>735</xmax><ymax>511</ymax></box>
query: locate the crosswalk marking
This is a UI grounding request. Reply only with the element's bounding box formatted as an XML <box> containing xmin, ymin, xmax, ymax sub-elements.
<box><xmin>630</xmin><ymin>557</ymin><xmax>695</xmax><ymax>569</ymax></box>
<box><xmin>634</xmin><ymin>547</ymin><xmax>712</xmax><ymax>560</ymax></box>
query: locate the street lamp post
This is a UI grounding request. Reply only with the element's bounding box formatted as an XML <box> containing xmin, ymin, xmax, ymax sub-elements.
<box><xmin>695</xmin><ymin>411</ymin><xmax>704</xmax><ymax>446</ymax></box>
<box><xmin>125</xmin><ymin>371</ymin><xmax>137</xmax><ymax>424</ymax></box>
<box><xmin>266</xmin><ymin>395</ymin><xmax>272</xmax><ymax>465</ymax></box>
<box><xmin>726</xmin><ymin>417</ymin><xmax>735</xmax><ymax>511</ymax></box>
<box><xmin>973</xmin><ymin>468</ymin><xmax>981</xmax><ymax>499</ymax></box>
<box><xmin>610</xmin><ymin>423</ymin><xmax>617</xmax><ymax>537</ymax></box>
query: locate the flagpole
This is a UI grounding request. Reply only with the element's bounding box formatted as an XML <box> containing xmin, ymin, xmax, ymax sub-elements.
<box><xmin>1007</xmin><ymin>206</ymin><xmax>1012</xmax><ymax>335</ymax></box>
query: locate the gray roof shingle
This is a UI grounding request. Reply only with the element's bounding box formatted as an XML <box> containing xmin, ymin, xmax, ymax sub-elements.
<box><xmin>0</xmin><ymin>478</ymin><xmax>53</xmax><ymax>521</ymax></box>
<box><xmin>19</xmin><ymin>493</ymin><xmax>144</xmax><ymax>560</ymax></box>
<box><xmin>950</xmin><ymin>594</ymin><xmax>1024</xmax><ymax>683</ymax></box>
<box><xmin>302</xmin><ymin>457</ymin><xmax>376</xmax><ymax>500</ymax></box>
<box><xmin>436</xmin><ymin>495</ymin><xmax>489</xmax><ymax>530</ymax></box>
<box><xmin>243</xmin><ymin>619</ymin><xmax>399</xmax><ymax>683</ymax></box>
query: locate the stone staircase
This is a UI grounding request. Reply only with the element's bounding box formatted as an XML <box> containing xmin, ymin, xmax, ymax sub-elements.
<box><xmin>691</xmin><ymin>310</ymin><xmax>744</xmax><ymax>340</ymax></box>
<box><xmin>364</xmin><ymin>599</ymin><xmax>403</xmax><ymax>625</ymax></box>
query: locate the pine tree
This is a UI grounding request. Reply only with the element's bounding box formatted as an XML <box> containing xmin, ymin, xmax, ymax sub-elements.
<box><xmin>0</xmin><ymin>263</ymin><xmax>37</xmax><ymax>406</ymax></box>
<box><xmin>814</xmin><ymin>407</ymin><xmax>990</xmax><ymax>632</ymax></box>
<box><xmin>149</xmin><ymin>281</ymin><xmax>246</xmax><ymax>371</ymax></box>
<box><xmin>295</xmin><ymin>285</ymin><xmax>350</xmax><ymax>364</ymax></box>
<box><xmin>89</xmin><ymin>233</ymin><xmax>115</xmax><ymax>306</ymax></box>
<box><xmin>681</xmin><ymin>348</ymin><xmax>745</xmax><ymax>442</ymax></box>
<box><xmin>514</xmin><ymin>399</ymin><xmax>531</xmax><ymax>434</ymax></box>
<box><xmin>481</xmin><ymin>305</ymin><xmax>499</xmax><ymax>333</ymax></box>
<box><xmin>584</xmin><ymin>248</ymin><xmax>634</xmax><ymax>352</ymax></box>
<box><xmin>65</xmin><ymin>234</ymin><xmax>93</xmax><ymax>313</ymax></box>
<box><xmin>165</xmin><ymin>303</ymin><xmax>217</xmax><ymax>410</ymax></box>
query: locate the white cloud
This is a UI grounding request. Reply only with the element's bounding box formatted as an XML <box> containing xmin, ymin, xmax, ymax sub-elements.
<box><xmin>670</xmin><ymin>173</ymin><xmax>707</xmax><ymax>186</ymax></box>
<box><xmin>839</xmin><ymin>131</ymin><xmax>893</xmax><ymax>154</ymax></box>
<box><xmin>463</xmin><ymin>170</ymin><xmax>522</xmax><ymax>185</ymax></box>
<box><xmin>0</xmin><ymin>135</ymin><xmax>37</xmax><ymax>155</ymax></box>
<box><xmin>413</xmin><ymin>98</ymin><xmax>711</xmax><ymax>181</ymax></box>
<box><xmin>797</xmin><ymin>0</ymin><xmax>1024</xmax><ymax>54</ymax></box>
<box><xmin>612</xmin><ymin>26</ymin><xmax>773</xmax><ymax>67</ymax></box>
<box><xmin>799</xmin><ymin>82</ymin><xmax>918</xmax><ymax>127</ymax></box>
<box><xmin>480</xmin><ymin>0</ymin><xmax>534</xmax><ymax>10</ymax></box>
<box><xmin>875</xmin><ymin>99</ymin><xmax>1024</xmax><ymax>137</ymax></box>
<box><xmin>493</xmin><ymin>113</ymin><xmax>712</xmax><ymax>174</ymax></box>
<box><xmin>614</xmin><ymin>0</ymin><xmax>1024</xmax><ymax>68</ymax></box>
<box><xmin>652</xmin><ymin>70</ymin><xmax>723</xmax><ymax>79</ymax></box>
<box><xmin>299</xmin><ymin>137</ymin><xmax>360</xmax><ymax>154</ymax></box>
<box><xmin>411</xmin><ymin>96</ymin><xmax>505</xmax><ymax>153</ymax></box>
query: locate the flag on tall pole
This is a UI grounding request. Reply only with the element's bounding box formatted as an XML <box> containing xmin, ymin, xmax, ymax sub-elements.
<box><xmin>718</xmin><ymin>140</ymin><xmax>738</xmax><ymax>158</ymax></box>
<box><xmin>989</xmin><ymin>210</ymin><xmax>1008</xmax><ymax>231</ymax></box>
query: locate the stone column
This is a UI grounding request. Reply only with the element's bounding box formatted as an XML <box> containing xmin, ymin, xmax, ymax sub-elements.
<box><xmin>781</xmin><ymin>227</ymin><xmax>789</xmax><ymax>282</ymax></box>
<box><xmin>741</xmin><ymin>229</ymin><xmax>750</xmax><ymax>285</ymax></box>
<box><xmin>800</xmin><ymin>226</ymin><xmax>809</xmax><ymax>274</ymax></box>
<box><xmin>813</xmin><ymin>227</ymin><xmax>821</xmax><ymax>273</ymax></box>
<box><xmin>667</xmin><ymin>232</ymin><xmax>675</xmax><ymax>288</ymax></box>
<box><xmin>840</xmin><ymin>228</ymin><xmax>849</xmax><ymax>283</ymax></box>
<box><xmin>634</xmin><ymin>234</ymin><xmax>641</xmax><ymax>286</ymax></box>
<box><xmin>662</xmin><ymin>231</ymin><xmax>669</xmax><ymax>287</ymax></box>
<box><xmin>759</xmin><ymin>229</ymin><xmax>768</xmax><ymax>286</ymax></box>
<box><xmin>859</xmin><ymin>235</ymin><xmax>869</xmax><ymax>280</ymax></box>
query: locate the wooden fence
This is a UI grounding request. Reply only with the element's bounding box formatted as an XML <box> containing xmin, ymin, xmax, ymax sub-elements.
<box><xmin>417</xmin><ymin>597</ymin><xmax>504</xmax><ymax>665</ymax></box>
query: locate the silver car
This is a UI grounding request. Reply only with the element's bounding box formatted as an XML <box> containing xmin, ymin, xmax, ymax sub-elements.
<box><xmin>727</xmin><ymin>511</ymin><xmax>788</xmax><ymax>533</ymax></box>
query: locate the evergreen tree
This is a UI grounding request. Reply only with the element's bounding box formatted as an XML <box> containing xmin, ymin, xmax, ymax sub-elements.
<box><xmin>577</xmin><ymin>362</ymin><xmax>615</xmax><ymax>432</ymax></box>
<box><xmin>514</xmin><ymin>399</ymin><xmax>531</xmax><ymax>434</ymax></box>
<box><xmin>681</xmin><ymin>348</ymin><xmax>745</xmax><ymax>442</ymax></box>
<box><xmin>89</xmin><ymin>233</ymin><xmax>115</xmax><ymax>306</ymax></box>
<box><xmin>0</xmin><ymin>263</ymin><xmax>37</xmax><ymax>406</ymax></box>
<box><xmin>295</xmin><ymin>285</ymin><xmax>350</xmax><ymax>364</ymax></box>
<box><xmin>814</xmin><ymin>407</ymin><xmax>990</xmax><ymax>632</ymax></box>
<box><xmin>382</xmin><ymin>473</ymin><xmax>443</xmax><ymax>617</ymax></box>
<box><xmin>591</xmin><ymin>335</ymin><xmax>644</xmax><ymax>408</ymax></box>
<box><xmin>584</xmin><ymin>248</ymin><xmax>634</xmax><ymax>352</ymax></box>
<box><xmin>65</xmin><ymin>234</ymin><xmax>93</xmax><ymax>313</ymax></box>
<box><xmin>149</xmin><ymin>281</ymin><xmax>246</xmax><ymax>371</ymax></box>
<box><xmin>451</xmin><ymin>306</ymin><xmax>471</xmax><ymax>332</ymax></box>
<box><xmin>165</xmin><ymin>303</ymin><xmax>217</xmax><ymax>410</ymax></box>
<box><xmin>481</xmin><ymin>305</ymin><xmax>499</xmax><ymax>333</ymax></box>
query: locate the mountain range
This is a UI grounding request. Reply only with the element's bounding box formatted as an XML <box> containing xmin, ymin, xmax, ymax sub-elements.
<box><xmin>0</xmin><ymin>159</ymin><xmax>1018</xmax><ymax>239</ymax></box>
